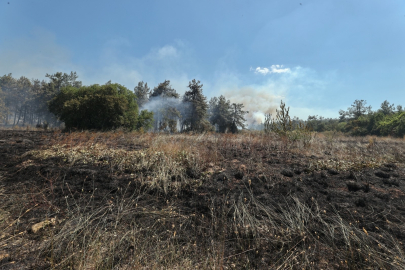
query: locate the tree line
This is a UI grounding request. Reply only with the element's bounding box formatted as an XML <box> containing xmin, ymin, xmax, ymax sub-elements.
<box><xmin>306</xmin><ymin>99</ymin><xmax>405</xmax><ymax>137</ymax></box>
<box><xmin>0</xmin><ymin>72</ymin><xmax>248</xmax><ymax>133</ymax></box>
<box><xmin>0</xmin><ymin>72</ymin><xmax>82</xmax><ymax>127</ymax></box>
<box><xmin>1</xmin><ymin>71</ymin><xmax>403</xmax><ymax>137</ymax></box>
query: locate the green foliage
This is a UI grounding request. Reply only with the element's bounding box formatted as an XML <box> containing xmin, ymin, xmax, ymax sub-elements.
<box><xmin>49</xmin><ymin>83</ymin><xmax>153</xmax><ymax>131</ymax></box>
<box><xmin>150</xmin><ymin>80</ymin><xmax>179</xmax><ymax>99</ymax></box>
<box><xmin>264</xmin><ymin>100</ymin><xmax>314</xmax><ymax>147</ymax></box>
<box><xmin>264</xmin><ymin>100</ymin><xmax>293</xmax><ymax>136</ymax></box>
<box><xmin>229</xmin><ymin>103</ymin><xmax>248</xmax><ymax>133</ymax></box>
<box><xmin>134</xmin><ymin>81</ymin><xmax>150</xmax><ymax>108</ymax></box>
<box><xmin>0</xmin><ymin>72</ymin><xmax>83</xmax><ymax>126</ymax></box>
<box><xmin>341</xmin><ymin>109</ymin><xmax>405</xmax><ymax>137</ymax></box>
<box><xmin>376</xmin><ymin>112</ymin><xmax>405</xmax><ymax>137</ymax></box>
<box><xmin>136</xmin><ymin>110</ymin><xmax>154</xmax><ymax>131</ymax></box>
<box><xmin>182</xmin><ymin>79</ymin><xmax>211</xmax><ymax>132</ymax></box>
<box><xmin>209</xmin><ymin>96</ymin><xmax>231</xmax><ymax>133</ymax></box>
<box><xmin>339</xmin><ymin>99</ymin><xmax>372</xmax><ymax>121</ymax></box>
<box><xmin>379</xmin><ymin>100</ymin><xmax>395</xmax><ymax>115</ymax></box>
<box><xmin>208</xmin><ymin>95</ymin><xmax>247</xmax><ymax>133</ymax></box>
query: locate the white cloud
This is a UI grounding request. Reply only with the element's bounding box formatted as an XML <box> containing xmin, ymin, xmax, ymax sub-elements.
<box><xmin>253</xmin><ymin>65</ymin><xmax>291</xmax><ymax>75</ymax></box>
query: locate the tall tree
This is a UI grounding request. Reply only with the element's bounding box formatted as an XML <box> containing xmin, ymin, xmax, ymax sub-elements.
<box><xmin>45</xmin><ymin>71</ymin><xmax>82</xmax><ymax>92</ymax></box>
<box><xmin>380</xmin><ymin>100</ymin><xmax>395</xmax><ymax>115</ymax></box>
<box><xmin>150</xmin><ymin>80</ymin><xmax>179</xmax><ymax>99</ymax></box>
<box><xmin>134</xmin><ymin>81</ymin><xmax>150</xmax><ymax>108</ymax></box>
<box><xmin>150</xmin><ymin>80</ymin><xmax>180</xmax><ymax>132</ymax></box>
<box><xmin>14</xmin><ymin>76</ymin><xmax>33</xmax><ymax>125</ymax></box>
<box><xmin>0</xmin><ymin>74</ymin><xmax>17</xmax><ymax>124</ymax></box>
<box><xmin>339</xmin><ymin>99</ymin><xmax>371</xmax><ymax>120</ymax></box>
<box><xmin>209</xmin><ymin>95</ymin><xmax>232</xmax><ymax>133</ymax></box>
<box><xmin>229</xmin><ymin>103</ymin><xmax>248</xmax><ymax>133</ymax></box>
<box><xmin>43</xmin><ymin>72</ymin><xmax>82</xmax><ymax>126</ymax></box>
<box><xmin>182</xmin><ymin>79</ymin><xmax>209</xmax><ymax>132</ymax></box>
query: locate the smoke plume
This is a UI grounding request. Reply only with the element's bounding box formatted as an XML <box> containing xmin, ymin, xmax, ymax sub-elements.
<box><xmin>224</xmin><ymin>87</ymin><xmax>281</xmax><ymax>128</ymax></box>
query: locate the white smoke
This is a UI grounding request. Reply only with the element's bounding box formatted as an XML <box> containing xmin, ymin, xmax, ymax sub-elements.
<box><xmin>140</xmin><ymin>96</ymin><xmax>192</xmax><ymax>131</ymax></box>
<box><xmin>223</xmin><ymin>86</ymin><xmax>282</xmax><ymax>128</ymax></box>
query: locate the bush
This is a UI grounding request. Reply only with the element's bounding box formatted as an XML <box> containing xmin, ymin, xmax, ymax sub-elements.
<box><xmin>264</xmin><ymin>100</ymin><xmax>314</xmax><ymax>147</ymax></box>
<box><xmin>376</xmin><ymin>112</ymin><xmax>405</xmax><ymax>137</ymax></box>
<box><xmin>49</xmin><ymin>83</ymin><xmax>153</xmax><ymax>131</ymax></box>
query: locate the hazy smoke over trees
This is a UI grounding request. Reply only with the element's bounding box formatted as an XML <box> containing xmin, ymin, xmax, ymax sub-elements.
<box><xmin>223</xmin><ymin>87</ymin><xmax>279</xmax><ymax>129</ymax></box>
<box><xmin>139</xmin><ymin>80</ymin><xmax>248</xmax><ymax>133</ymax></box>
<box><xmin>0</xmin><ymin>71</ymin><xmax>82</xmax><ymax>127</ymax></box>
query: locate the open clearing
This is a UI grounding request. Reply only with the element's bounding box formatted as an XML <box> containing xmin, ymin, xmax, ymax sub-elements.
<box><xmin>0</xmin><ymin>130</ymin><xmax>404</xmax><ymax>269</ymax></box>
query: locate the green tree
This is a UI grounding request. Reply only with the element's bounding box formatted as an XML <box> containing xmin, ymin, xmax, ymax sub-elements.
<box><xmin>182</xmin><ymin>79</ymin><xmax>210</xmax><ymax>132</ymax></box>
<box><xmin>0</xmin><ymin>74</ymin><xmax>17</xmax><ymax>124</ymax></box>
<box><xmin>14</xmin><ymin>76</ymin><xmax>34</xmax><ymax>126</ymax></box>
<box><xmin>40</xmin><ymin>72</ymin><xmax>83</xmax><ymax>126</ymax></box>
<box><xmin>339</xmin><ymin>99</ymin><xmax>372</xmax><ymax>120</ymax></box>
<box><xmin>150</xmin><ymin>80</ymin><xmax>180</xmax><ymax>132</ymax></box>
<box><xmin>209</xmin><ymin>95</ymin><xmax>232</xmax><ymax>133</ymax></box>
<box><xmin>376</xmin><ymin>112</ymin><xmax>405</xmax><ymax>137</ymax></box>
<box><xmin>45</xmin><ymin>71</ymin><xmax>82</xmax><ymax>92</ymax></box>
<box><xmin>264</xmin><ymin>100</ymin><xmax>293</xmax><ymax>136</ymax></box>
<box><xmin>150</xmin><ymin>80</ymin><xmax>179</xmax><ymax>99</ymax></box>
<box><xmin>49</xmin><ymin>83</ymin><xmax>153</xmax><ymax>131</ymax></box>
<box><xmin>134</xmin><ymin>81</ymin><xmax>150</xmax><ymax>108</ymax></box>
<box><xmin>229</xmin><ymin>103</ymin><xmax>248</xmax><ymax>133</ymax></box>
<box><xmin>379</xmin><ymin>100</ymin><xmax>395</xmax><ymax>115</ymax></box>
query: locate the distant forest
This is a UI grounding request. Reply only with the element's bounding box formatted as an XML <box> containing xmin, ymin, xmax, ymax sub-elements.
<box><xmin>0</xmin><ymin>72</ymin><xmax>404</xmax><ymax>137</ymax></box>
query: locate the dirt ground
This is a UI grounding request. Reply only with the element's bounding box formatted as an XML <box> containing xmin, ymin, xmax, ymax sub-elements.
<box><xmin>0</xmin><ymin>130</ymin><xmax>404</xmax><ymax>269</ymax></box>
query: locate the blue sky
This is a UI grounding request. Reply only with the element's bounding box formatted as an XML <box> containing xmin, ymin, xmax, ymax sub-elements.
<box><xmin>1</xmin><ymin>0</ymin><xmax>405</xmax><ymax>123</ymax></box>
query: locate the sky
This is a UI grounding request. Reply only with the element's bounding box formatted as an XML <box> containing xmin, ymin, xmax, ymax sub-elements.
<box><xmin>1</xmin><ymin>0</ymin><xmax>405</xmax><ymax>124</ymax></box>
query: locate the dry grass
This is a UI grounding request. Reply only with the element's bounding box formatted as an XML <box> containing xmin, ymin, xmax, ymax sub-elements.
<box><xmin>1</xmin><ymin>130</ymin><xmax>405</xmax><ymax>269</ymax></box>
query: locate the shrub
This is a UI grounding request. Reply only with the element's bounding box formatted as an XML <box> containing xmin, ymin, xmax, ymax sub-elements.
<box><xmin>264</xmin><ymin>100</ymin><xmax>314</xmax><ymax>147</ymax></box>
<box><xmin>376</xmin><ymin>112</ymin><xmax>405</xmax><ymax>137</ymax></box>
<box><xmin>49</xmin><ymin>83</ymin><xmax>153</xmax><ymax>131</ymax></box>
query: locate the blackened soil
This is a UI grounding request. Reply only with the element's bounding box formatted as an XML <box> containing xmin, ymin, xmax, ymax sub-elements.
<box><xmin>1</xmin><ymin>130</ymin><xmax>405</xmax><ymax>269</ymax></box>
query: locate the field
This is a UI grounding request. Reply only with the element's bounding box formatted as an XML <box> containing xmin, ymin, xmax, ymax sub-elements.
<box><xmin>0</xmin><ymin>129</ymin><xmax>404</xmax><ymax>269</ymax></box>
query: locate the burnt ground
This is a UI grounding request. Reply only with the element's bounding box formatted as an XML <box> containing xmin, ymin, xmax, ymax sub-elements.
<box><xmin>0</xmin><ymin>130</ymin><xmax>405</xmax><ymax>269</ymax></box>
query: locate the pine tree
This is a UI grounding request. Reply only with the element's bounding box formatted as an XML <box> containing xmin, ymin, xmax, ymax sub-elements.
<box><xmin>380</xmin><ymin>100</ymin><xmax>395</xmax><ymax>115</ymax></box>
<box><xmin>229</xmin><ymin>103</ymin><xmax>248</xmax><ymax>133</ymax></box>
<box><xmin>0</xmin><ymin>74</ymin><xmax>17</xmax><ymax>124</ymax></box>
<box><xmin>182</xmin><ymin>79</ymin><xmax>210</xmax><ymax>132</ymax></box>
<box><xmin>209</xmin><ymin>95</ymin><xmax>231</xmax><ymax>132</ymax></box>
<box><xmin>150</xmin><ymin>80</ymin><xmax>179</xmax><ymax>99</ymax></box>
<box><xmin>150</xmin><ymin>80</ymin><xmax>180</xmax><ymax>132</ymax></box>
<box><xmin>209</xmin><ymin>95</ymin><xmax>247</xmax><ymax>133</ymax></box>
<box><xmin>134</xmin><ymin>81</ymin><xmax>150</xmax><ymax>108</ymax></box>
